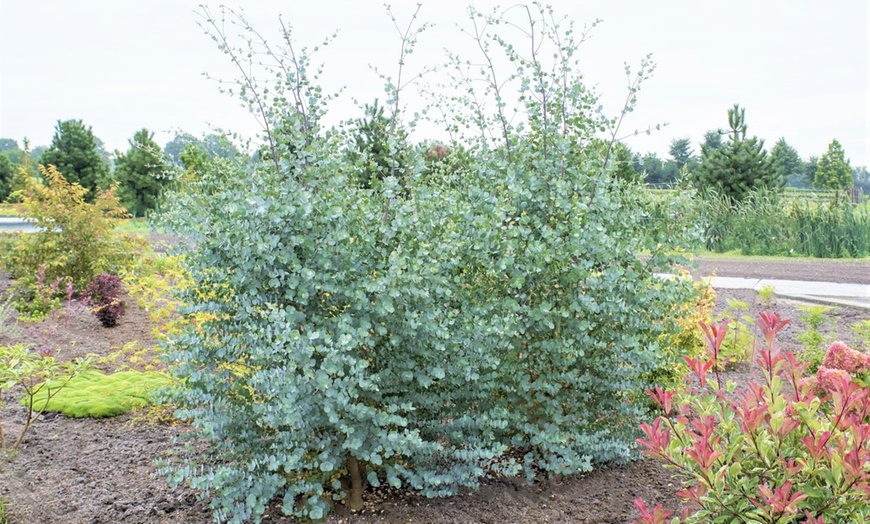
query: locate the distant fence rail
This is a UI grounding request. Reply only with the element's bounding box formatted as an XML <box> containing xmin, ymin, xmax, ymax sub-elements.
<box><xmin>644</xmin><ymin>185</ymin><xmax>865</xmax><ymax>204</ymax></box>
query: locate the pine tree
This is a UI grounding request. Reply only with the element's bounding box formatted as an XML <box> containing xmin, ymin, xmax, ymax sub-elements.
<box><xmin>696</xmin><ymin>105</ymin><xmax>777</xmax><ymax>201</ymax></box>
<box><xmin>770</xmin><ymin>138</ymin><xmax>805</xmax><ymax>187</ymax></box>
<box><xmin>40</xmin><ymin>120</ymin><xmax>110</xmax><ymax>201</ymax></box>
<box><xmin>813</xmin><ymin>139</ymin><xmax>853</xmax><ymax>190</ymax></box>
<box><xmin>348</xmin><ymin>100</ymin><xmax>408</xmax><ymax>188</ymax></box>
<box><xmin>114</xmin><ymin>129</ymin><xmax>170</xmax><ymax>217</ymax></box>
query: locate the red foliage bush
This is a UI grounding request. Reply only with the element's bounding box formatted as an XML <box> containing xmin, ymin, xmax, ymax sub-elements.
<box><xmin>83</xmin><ymin>274</ymin><xmax>126</xmax><ymax>328</ymax></box>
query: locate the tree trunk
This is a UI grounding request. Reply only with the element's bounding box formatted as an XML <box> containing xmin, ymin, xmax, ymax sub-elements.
<box><xmin>346</xmin><ymin>453</ymin><xmax>364</xmax><ymax>512</ymax></box>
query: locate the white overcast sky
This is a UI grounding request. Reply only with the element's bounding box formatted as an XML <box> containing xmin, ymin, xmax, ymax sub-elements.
<box><xmin>1</xmin><ymin>1</ymin><xmax>868</xmax><ymax>166</ymax></box>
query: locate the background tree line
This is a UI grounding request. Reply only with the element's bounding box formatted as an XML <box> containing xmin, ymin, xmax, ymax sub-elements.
<box><xmin>0</xmin><ymin>123</ymin><xmax>239</xmax><ymax>216</ymax></box>
<box><xmin>0</xmin><ymin>104</ymin><xmax>865</xmax><ymax>214</ymax></box>
<box><xmin>630</xmin><ymin>106</ymin><xmax>862</xmax><ymax>200</ymax></box>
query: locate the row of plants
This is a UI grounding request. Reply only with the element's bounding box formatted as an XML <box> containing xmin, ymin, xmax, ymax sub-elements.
<box><xmin>701</xmin><ymin>188</ymin><xmax>870</xmax><ymax>257</ymax></box>
<box><xmin>645</xmin><ymin>186</ymin><xmax>870</xmax><ymax>258</ymax></box>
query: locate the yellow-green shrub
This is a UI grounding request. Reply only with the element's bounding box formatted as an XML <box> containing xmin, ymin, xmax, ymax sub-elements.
<box><xmin>646</xmin><ymin>277</ymin><xmax>715</xmax><ymax>391</ymax></box>
<box><xmin>6</xmin><ymin>165</ymin><xmax>140</xmax><ymax>294</ymax></box>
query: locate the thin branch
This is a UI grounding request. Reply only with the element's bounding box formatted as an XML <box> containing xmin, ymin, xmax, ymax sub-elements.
<box><xmin>199</xmin><ymin>6</ymin><xmax>280</xmax><ymax>174</ymax></box>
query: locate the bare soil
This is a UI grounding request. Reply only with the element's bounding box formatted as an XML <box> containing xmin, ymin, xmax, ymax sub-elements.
<box><xmin>689</xmin><ymin>256</ymin><xmax>870</xmax><ymax>284</ymax></box>
<box><xmin>1</xmin><ymin>258</ymin><xmax>868</xmax><ymax>524</ymax></box>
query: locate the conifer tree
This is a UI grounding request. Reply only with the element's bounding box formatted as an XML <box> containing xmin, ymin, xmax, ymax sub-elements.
<box><xmin>770</xmin><ymin>137</ymin><xmax>805</xmax><ymax>187</ymax></box>
<box><xmin>114</xmin><ymin>129</ymin><xmax>170</xmax><ymax>216</ymax></box>
<box><xmin>814</xmin><ymin>139</ymin><xmax>853</xmax><ymax>190</ymax></box>
<box><xmin>40</xmin><ymin>120</ymin><xmax>110</xmax><ymax>201</ymax></box>
<box><xmin>696</xmin><ymin>105</ymin><xmax>777</xmax><ymax>201</ymax></box>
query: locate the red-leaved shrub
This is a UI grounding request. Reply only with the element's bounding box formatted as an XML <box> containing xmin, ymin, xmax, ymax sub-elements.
<box><xmin>83</xmin><ymin>274</ymin><xmax>126</xmax><ymax>328</ymax></box>
<box><xmin>635</xmin><ymin>313</ymin><xmax>870</xmax><ymax>524</ymax></box>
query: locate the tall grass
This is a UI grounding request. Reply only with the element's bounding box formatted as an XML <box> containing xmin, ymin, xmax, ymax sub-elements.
<box><xmin>640</xmin><ymin>184</ymin><xmax>706</xmax><ymax>249</ymax></box>
<box><xmin>697</xmin><ymin>188</ymin><xmax>870</xmax><ymax>258</ymax></box>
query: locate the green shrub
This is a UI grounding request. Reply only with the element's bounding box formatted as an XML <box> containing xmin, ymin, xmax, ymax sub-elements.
<box><xmin>714</xmin><ymin>297</ymin><xmax>757</xmax><ymax>366</ymax></box>
<box><xmin>758</xmin><ymin>283</ymin><xmax>775</xmax><ymax>307</ymax></box>
<box><xmin>5</xmin><ymin>164</ymin><xmax>138</xmax><ymax>297</ymax></box>
<box><xmin>797</xmin><ymin>304</ymin><xmax>834</xmax><ymax>373</ymax></box>
<box><xmin>24</xmin><ymin>369</ymin><xmax>172</xmax><ymax>418</ymax></box>
<box><xmin>156</xmin><ymin>5</ymin><xmax>698</xmax><ymax>522</ymax></box>
<box><xmin>12</xmin><ymin>264</ymin><xmax>69</xmax><ymax>322</ymax></box>
<box><xmin>645</xmin><ymin>278</ymin><xmax>714</xmax><ymax>393</ymax></box>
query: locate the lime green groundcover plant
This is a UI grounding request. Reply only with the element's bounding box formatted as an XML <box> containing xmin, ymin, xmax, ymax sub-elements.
<box><xmin>23</xmin><ymin>369</ymin><xmax>173</xmax><ymax>418</ymax></box>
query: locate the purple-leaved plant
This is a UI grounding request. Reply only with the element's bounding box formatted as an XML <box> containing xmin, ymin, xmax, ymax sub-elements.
<box><xmin>83</xmin><ymin>274</ymin><xmax>126</xmax><ymax>328</ymax></box>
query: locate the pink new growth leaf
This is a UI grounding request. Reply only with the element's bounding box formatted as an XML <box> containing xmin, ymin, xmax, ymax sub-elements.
<box><xmin>637</xmin><ymin>418</ymin><xmax>671</xmax><ymax>460</ymax></box>
<box><xmin>699</xmin><ymin>319</ymin><xmax>729</xmax><ymax>359</ymax></box>
<box><xmin>757</xmin><ymin>480</ymin><xmax>807</xmax><ymax>516</ymax></box>
<box><xmin>733</xmin><ymin>392</ymin><xmax>768</xmax><ymax>433</ymax></box>
<box><xmin>685</xmin><ymin>415</ymin><xmax>723</xmax><ymax>470</ymax></box>
<box><xmin>633</xmin><ymin>498</ymin><xmax>671</xmax><ymax>524</ymax></box>
<box><xmin>646</xmin><ymin>386</ymin><xmax>674</xmax><ymax>416</ymax></box>
<box><xmin>757</xmin><ymin>311</ymin><xmax>791</xmax><ymax>347</ymax></box>
<box><xmin>801</xmin><ymin>511</ymin><xmax>826</xmax><ymax>524</ymax></box>
<box><xmin>684</xmin><ymin>355</ymin><xmax>712</xmax><ymax>387</ymax></box>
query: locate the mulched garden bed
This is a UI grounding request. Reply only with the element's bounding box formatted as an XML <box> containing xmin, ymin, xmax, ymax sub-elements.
<box><xmin>1</xmin><ymin>258</ymin><xmax>868</xmax><ymax>524</ymax></box>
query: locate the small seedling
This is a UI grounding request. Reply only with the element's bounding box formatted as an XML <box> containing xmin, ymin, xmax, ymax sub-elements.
<box><xmin>797</xmin><ymin>304</ymin><xmax>834</xmax><ymax>373</ymax></box>
<box><xmin>852</xmin><ymin>319</ymin><xmax>870</xmax><ymax>350</ymax></box>
<box><xmin>713</xmin><ymin>298</ymin><xmax>755</xmax><ymax>365</ymax></box>
<box><xmin>0</xmin><ymin>344</ymin><xmax>91</xmax><ymax>451</ymax></box>
<box><xmin>757</xmin><ymin>283</ymin><xmax>775</xmax><ymax>308</ymax></box>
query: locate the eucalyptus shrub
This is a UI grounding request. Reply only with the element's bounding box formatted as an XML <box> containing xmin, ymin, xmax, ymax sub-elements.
<box><xmin>158</xmin><ymin>5</ymin><xmax>698</xmax><ymax>522</ymax></box>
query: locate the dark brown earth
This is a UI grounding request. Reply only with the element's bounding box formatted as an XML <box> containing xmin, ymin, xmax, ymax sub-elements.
<box><xmin>1</xmin><ymin>258</ymin><xmax>868</xmax><ymax>524</ymax></box>
<box><xmin>689</xmin><ymin>256</ymin><xmax>870</xmax><ymax>284</ymax></box>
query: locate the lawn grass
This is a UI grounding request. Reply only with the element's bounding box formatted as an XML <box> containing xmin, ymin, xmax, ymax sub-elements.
<box><xmin>113</xmin><ymin>218</ymin><xmax>152</xmax><ymax>235</ymax></box>
<box><xmin>0</xmin><ymin>203</ymin><xmax>23</xmax><ymax>217</ymax></box>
